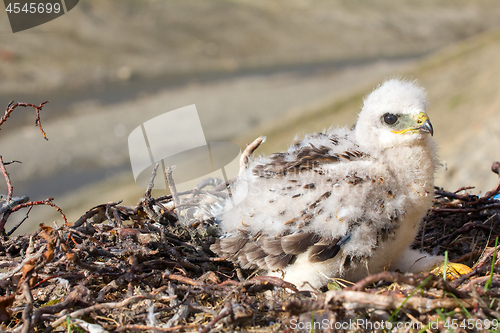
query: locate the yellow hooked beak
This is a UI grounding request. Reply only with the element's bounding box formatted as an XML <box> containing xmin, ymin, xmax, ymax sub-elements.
<box><xmin>391</xmin><ymin>112</ymin><xmax>433</xmax><ymax>136</ymax></box>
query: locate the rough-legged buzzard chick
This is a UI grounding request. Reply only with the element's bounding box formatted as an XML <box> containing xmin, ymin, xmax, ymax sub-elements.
<box><xmin>211</xmin><ymin>79</ymin><xmax>445</xmax><ymax>290</ymax></box>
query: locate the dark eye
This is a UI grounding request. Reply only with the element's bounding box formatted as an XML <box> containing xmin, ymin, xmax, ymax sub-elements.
<box><xmin>383</xmin><ymin>113</ymin><xmax>398</xmax><ymax>125</ymax></box>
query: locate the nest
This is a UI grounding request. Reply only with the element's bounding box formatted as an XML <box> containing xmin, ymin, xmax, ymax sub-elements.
<box><xmin>1</xmin><ymin>103</ymin><xmax>500</xmax><ymax>332</ymax></box>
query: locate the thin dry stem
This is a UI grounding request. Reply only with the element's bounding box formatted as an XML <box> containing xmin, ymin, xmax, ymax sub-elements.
<box><xmin>0</xmin><ymin>100</ymin><xmax>49</xmax><ymax>140</ymax></box>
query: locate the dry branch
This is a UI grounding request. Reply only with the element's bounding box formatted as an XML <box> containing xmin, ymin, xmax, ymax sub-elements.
<box><xmin>0</xmin><ymin>156</ymin><xmax>18</xmax><ymax>203</ymax></box>
<box><xmin>0</xmin><ymin>100</ymin><xmax>68</xmax><ymax>235</ymax></box>
<box><xmin>325</xmin><ymin>290</ymin><xmax>475</xmax><ymax>312</ymax></box>
<box><xmin>47</xmin><ymin>295</ymin><xmax>149</xmax><ymax>332</ymax></box>
<box><xmin>0</xmin><ymin>100</ymin><xmax>49</xmax><ymax>140</ymax></box>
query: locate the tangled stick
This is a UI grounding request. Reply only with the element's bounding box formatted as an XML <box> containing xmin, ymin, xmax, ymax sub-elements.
<box><xmin>0</xmin><ymin>198</ymin><xmax>68</xmax><ymax>233</ymax></box>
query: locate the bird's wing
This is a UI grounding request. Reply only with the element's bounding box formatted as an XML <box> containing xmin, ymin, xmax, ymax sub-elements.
<box><xmin>252</xmin><ymin>130</ymin><xmax>366</xmax><ymax>179</ymax></box>
<box><xmin>212</xmin><ymin>128</ymin><xmax>402</xmax><ymax>272</ymax></box>
<box><xmin>212</xmin><ymin>230</ymin><xmax>353</xmax><ymax>270</ymax></box>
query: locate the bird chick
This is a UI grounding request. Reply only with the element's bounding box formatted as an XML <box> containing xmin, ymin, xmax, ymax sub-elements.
<box><xmin>210</xmin><ymin>79</ymin><xmax>445</xmax><ymax>290</ymax></box>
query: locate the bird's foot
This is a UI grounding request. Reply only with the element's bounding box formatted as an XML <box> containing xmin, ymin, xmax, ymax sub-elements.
<box><xmin>430</xmin><ymin>262</ymin><xmax>472</xmax><ymax>280</ymax></box>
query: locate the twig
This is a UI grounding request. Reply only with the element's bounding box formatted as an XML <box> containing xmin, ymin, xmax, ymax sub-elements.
<box><xmin>0</xmin><ymin>195</ymin><xmax>29</xmax><ymax>215</ymax></box>
<box><xmin>434</xmin><ymin>189</ymin><xmax>476</xmax><ymax>202</ymax></box>
<box><xmin>0</xmin><ymin>156</ymin><xmax>21</xmax><ymax>202</ymax></box>
<box><xmin>104</xmin><ymin>200</ymin><xmax>123</xmax><ymax>227</ymax></box>
<box><xmin>163</xmin><ymin>273</ymin><xmax>202</xmax><ymax>287</ymax></box>
<box><xmin>239</xmin><ymin>137</ymin><xmax>264</xmax><ymax>176</ymax></box>
<box><xmin>20</xmin><ymin>282</ymin><xmax>34</xmax><ymax>333</ymax></box>
<box><xmin>0</xmin><ymin>197</ymin><xmax>67</xmax><ymax>228</ymax></box>
<box><xmin>115</xmin><ymin>324</ymin><xmax>198</xmax><ymax>332</ymax></box>
<box><xmin>165</xmin><ymin>166</ymin><xmax>180</xmax><ymax>208</ymax></box>
<box><xmin>65</xmin><ymin>252</ymin><xmax>123</xmax><ymax>277</ymax></box>
<box><xmin>348</xmin><ymin>271</ymin><xmax>467</xmax><ymax>298</ymax></box>
<box><xmin>218</xmin><ymin>275</ymin><xmax>299</xmax><ymax>293</ymax></box>
<box><xmin>349</xmin><ymin>271</ymin><xmax>421</xmax><ymax>291</ymax></box>
<box><xmin>141</xmin><ymin>199</ymin><xmax>162</xmax><ymax>224</ymax></box>
<box><xmin>141</xmin><ymin>165</ymin><xmax>177</xmax><ymax>224</ymax></box>
<box><xmin>437</xmin><ymin>221</ymin><xmax>495</xmax><ymax>244</ymax></box>
<box><xmin>431</xmin><ymin>162</ymin><xmax>500</xmax><ymax>212</ymax></box>
<box><xmin>145</xmin><ymin>163</ymin><xmax>160</xmax><ymax>199</ymax></box>
<box><xmin>459</xmin><ymin>275</ymin><xmax>500</xmax><ymax>292</ymax></box>
<box><xmin>324</xmin><ymin>290</ymin><xmax>474</xmax><ymax>312</ymax></box>
<box><xmin>0</xmin><ymin>245</ymin><xmax>46</xmax><ymax>282</ymax></box>
<box><xmin>0</xmin><ymin>100</ymin><xmax>50</xmax><ymax>140</ymax></box>
<box><xmin>113</xmin><ymin>208</ymin><xmax>123</xmax><ymax>228</ymax></box>
<box><xmin>469</xmin><ymin>161</ymin><xmax>500</xmax><ymax>205</ymax></box>
<box><xmin>0</xmin><ymin>195</ymin><xmax>29</xmax><ymax>232</ymax></box>
<box><xmin>46</xmin><ymin>295</ymin><xmax>148</xmax><ymax>332</ymax></box>
<box><xmin>432</xmin><ymin>203</ymin><xmax>500</xmax><ymax>213</ymax></box>
<box><xmin>200</xmin><ymin>302</ymin><xmax>233</xmax><ymax>333</ymax></box>
<box><xmin>451</xmin><ymin>249</ymin><xmax>482</xmax><ymax>264</ymax></box>
<box><xmin>72</xmin><ymin>204</ymin><xmax>107</xmax><ymax>228</ymax></box>
<box><xmin>454</xmin><ymin>186</ymin><xmax>475</xmax><ymax>194</ymax></box>
<box><xmin>32</xmin><ymin>285</ymin><xmax>93</xmax><ymax>327</ymax></box>
<box><xmin>476</xmin><ymin>241</ymin><xmax>500</xmax><ymax>268</ymax></box>
<box><xmin>7</xmin><ymin>206</ymin><xmax>33</xmax><ymax>236</ymax></box>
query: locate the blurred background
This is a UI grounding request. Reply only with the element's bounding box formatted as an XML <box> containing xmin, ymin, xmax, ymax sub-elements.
<box><xmin>1</xmin><ymin>0</ymin><xmax>500</xmax><ymax>234</ymax></box>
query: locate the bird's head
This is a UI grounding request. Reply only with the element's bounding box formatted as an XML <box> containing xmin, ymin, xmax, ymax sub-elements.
<box><xmin>355</xmin><ymin>79</ymin><xmax>433</xmax><ymax>150</ymax></box>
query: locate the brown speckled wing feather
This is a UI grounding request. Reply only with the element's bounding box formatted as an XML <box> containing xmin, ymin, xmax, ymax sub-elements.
<box><xmin>252</xmin><ymin>134</ymin><xmax>366</xmax><ymax>179</ymax></box>
<box><xmin>211</xmin><ymin>230</ymin><xmax>351</xmax><ymax>271</ymax></box>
